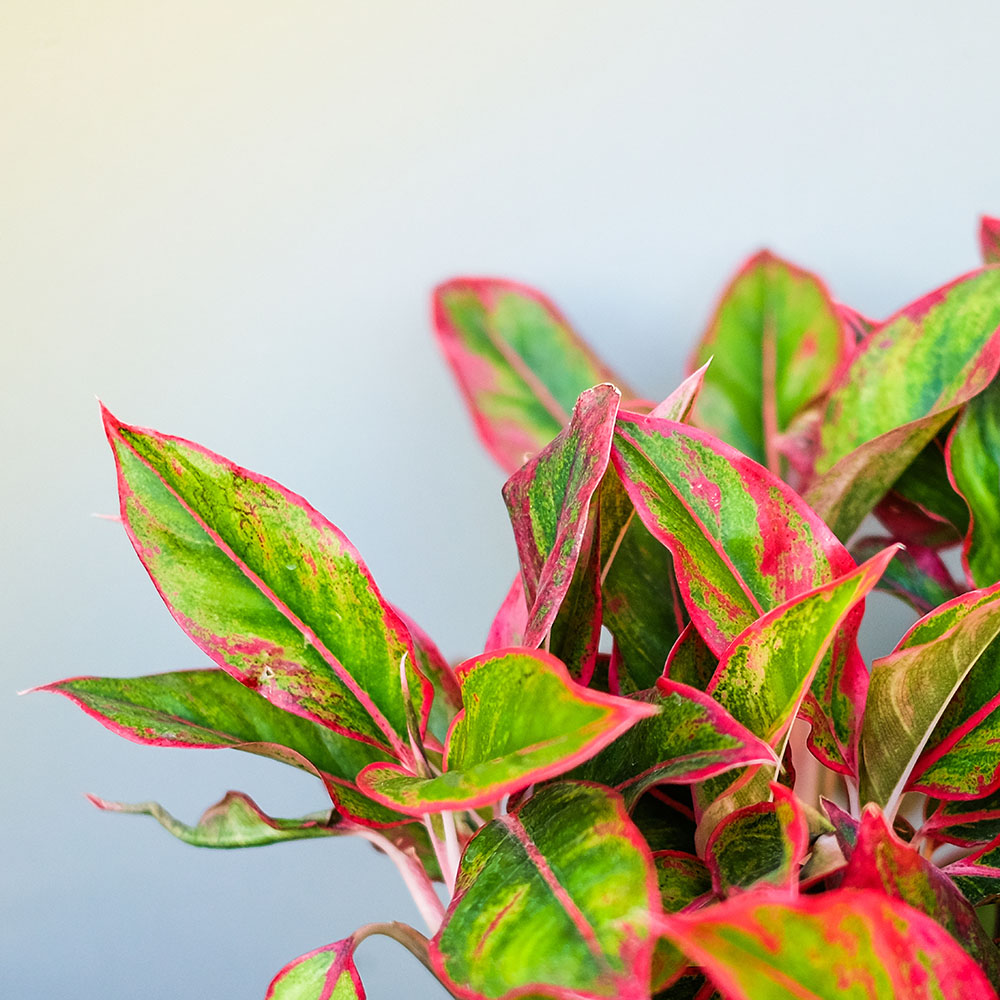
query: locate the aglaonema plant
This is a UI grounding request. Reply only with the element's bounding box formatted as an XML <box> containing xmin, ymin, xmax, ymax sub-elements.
<box><xmin>41</xmin><ymin>215</ymin><xmax>1000</xmax><ymax>998</ymax></box>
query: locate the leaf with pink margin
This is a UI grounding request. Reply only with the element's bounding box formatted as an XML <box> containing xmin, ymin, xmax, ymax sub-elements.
<box><xmin>649</xmin><ymin>362</ymin><xmax>711</xmax><ymax>423</ymax></box>
<box><xmin>704</xmin><ymin>784</ymin><xmax>808</xmax><ymax>896</ymax></box>
<box><xmin>806</xmin><ymin>268</ymin><xmax>1000</xmax><ymax>539</ymax></box>
<box><xmin>610</xmin><ymin>410</ymin><xmax>870</xmax><ymax>773</ymax></box>
<box><xmin>87</xmin><ymin>790</ymin><xmax>342</xmax><ymax>849</ymax></box>
<box><xmin>102</xmin><ymin>407</ymin><xmax>431</xmax><ymax>762</ymax></box>
<box><xmin>659</xmin><ymin>886</ymin><xmax>999</xmax><ymax>1000</ymax></box>
<box><xmin>688</xmin><ymin>251</ymin><xmax>850</xmax><ymax>474</ymax></box>
<box><xmin>485</xmin><ymin>575</ymin><xmax>528</xmax><ymax>651</ymax></box>
<box><xmin>434</xmin><ymin>278</ymin><xmax>634</xmax><ymax>473</ymax></box>
<box><xmin>663</xmin><ymin>624</ymin><xmax>717</xmax><ymax>692</ymax></box>
<box><xmin>356</xmin><ymin>649</ymin><xmax>656</xmax><ymax>816</ymax></box>
<box><xmin>947</xmin><ymin>378</ymin><xmax>1000</xmax><ymax>588</ymax></box>
<box><xmin>570</xmin><ymin>679</ymin><xmax>778</xmax><ymax>806</ymax></box>
<box><xmin>924</xmin><ymin>791</ymin><xmax>1000</xmax><ymax>847</ymax></box>
<box><xmin>861</xmin><ymin>581</ymin><xmax>1000</xmax><ymax>812</ymax></box>
<box><xmin>503</xmin><ymin>384</ymin><xmax>619</xmax><ymax>653</ymax></box>
<box><xmin>840</xmin><ymin>806</ymin><xmax>1000</xmax><ymax>986</ymax></box>
<box><xmin>982</xmin><ymin>216</ymin><xmax>1000</xmax><ymax>264</ymax></box>
<box><xmin>37</xmin><ymin>668</ymin><xmax>405</xmax><ymax>826</ymax></box>
<box><xmin>431</xmin><ymin>782</ymin><xmax>659</xmax><ymax>1000</ymax></box>
<box><xmin>850</xmin><ymin>536</ymin><xmax>960</xmax><ymax>615</ymax></box>
<box><xmin>944</xmin><ymin>834</ymin><xmax>1000</xmax><ymax>905</ymax></box>
<box><xmin>265</xmin><ymin>937</ymin><xmax>365</xmax><ymax>1000</ymax></box>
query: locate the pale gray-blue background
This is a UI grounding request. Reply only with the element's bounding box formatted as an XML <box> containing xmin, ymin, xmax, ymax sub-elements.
<box><xmin>3</xmin><ymin>2</ymin><xmax>998</xmax><ymax>996</ymax></box>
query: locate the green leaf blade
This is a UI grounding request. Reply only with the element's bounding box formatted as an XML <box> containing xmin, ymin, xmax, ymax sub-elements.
<box><xmin>434</xmin><ymin>278</ymin><xmax>633</xmax><ymax>472</ymax></box>
<box><xmin>431</xmin><ymin>782</ymin><xmax>658</xmax><ymax>1000</ymax></box>
<box><xmin>265</xmin><ymin>938</ymin><xmax>366</xmax><ymax>1000</ymax></box>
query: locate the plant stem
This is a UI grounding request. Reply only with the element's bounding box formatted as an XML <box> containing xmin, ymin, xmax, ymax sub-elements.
<box><xmin>353</xmin><ymin>921</ymin><xmax>456</xmax><ymax>994</ymax></box>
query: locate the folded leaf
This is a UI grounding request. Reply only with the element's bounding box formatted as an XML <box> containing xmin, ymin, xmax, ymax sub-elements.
<box><xmin>103</xmin><ymin>408</ymin><xmax>431</xmax><ymax>762</ymax></box>
<box><xmin>503</xmin><ymin>384</ymin><xmax>619</xmax><ymax>664</ymax></box>
<box><xmin>571</xmin><ymin>679</ymin><xmax>777</xmax><ymax>806</ymax></box>
<box><xmin>947</xmin><ymin>378</ymin><xmax>1000</xmax><ymax>588</ymax></box>
<box><xmin>87</xmin><ymin>791</ymin><xmax>340</xmax><ymax>849</ymax></box>
<box><xmin>982</xmin><ymin>216</ymin><xmax>1000</xmax><ymax>265</ymax></box>
<box><xmin>688</xmin><ymin>251</ymin><xmax>849</xmax><ymax>473</ymax></box>
<box><xmin>357</xmin><ymin>649</ymin><xmax>656</xmax><ymax>815</ymax></box>
<box><xmin>841</xmin><ymin>807</ymin><xmax>1000</xmax><ymax>986</ymax></box>
<box><xmin>649</xmin><ymin>363</ymin><xmax>710</xmax><ymax>423</ymax></box>
<box><xmin>659</xmin><ymin>887</ymin><xmax>999</xmax><ymax>1000</ymax></box>
<box><xmin>38</xmin><ymin>669</ymin><xmax>402</xmax><ymax>825</ymax></box>
<box><xmin>704</xmin><ymin>784</ymin><xmax>807</xmax><ymax>896</ymax></box>
<box><xmin>434</xmin><ymin>278</ymin><xmax>632</xmax><ymax>472</ymax></box>
<box><xmin>431</xmin><ymin>782</ymin><xmax>658</xmax><ymax>1000</ymax></box>
<box><xmin>861</xmin><ymin>582</ymin><xmax>1000</xmax><ymax>813</ymax></box>
<box><xmin>806</xmin><ymin>268</ymin><xmax>1000</xmax><ymax>538</ymax></box>
<box><xmin>663</xmin><ymin>624</ymin><xmax>716</xmax><ymax>691</ymax></box>
<box><xmin>265</xmin><ymin>937</ymin><xmax>365</xmax><ymax>1000</ymax></box>
<box><xmin>485</xmin><ymin>575</ymin><xmax>528</xmax><ymax>651</ymax></box>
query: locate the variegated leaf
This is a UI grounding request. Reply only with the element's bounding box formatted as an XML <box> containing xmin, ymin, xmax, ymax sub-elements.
<box><xmin>431</xmin><ymin>782</ymin><xmax>658</xmax><ymax>1000</ymax></box>
<box><xmin>434</xmin><ymin>278</ymin><xmax>633</xmax><ymax>472</ymax></box>
<box><xmin>103</xmin><ymin>408</ymin><xmax>431</xmax><ymax>762</ymax></box>
<box><xmin>806</xmin><ymin>268</ymin><xmax>1000</xmax><ymax>539</ymax></box>
<box><xmin>357</xmin><ymin>649</ymin><xmax>655</xmax><ymax>815</ymax></box>
<box><xmin>265</xmin><ymin>937</ymin><xmax>366</xmax><ymax>1000</ymax></box>
<box><xmin>688</xmin><ymin>251</ymin><xmax>849</xmax><ymax>474</ymax></box>
<box><xmin>851</xmin><ymin>536</ymin><xmax>959</xmax><ymax>615</ymax></box>
<box><xmin>982</xmin><ymin>216</ymin><xmax>1000</xmax><ymax>265</ymax></box>
<box><xmin>659</xmin><ymin>887</ymin><xmax>999</xmax><ymax>999</ymax></box>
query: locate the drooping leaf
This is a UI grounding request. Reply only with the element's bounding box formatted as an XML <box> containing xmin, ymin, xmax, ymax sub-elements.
<box><xmin>598</xmin><ymin>469</ymin><xmax>682</xmax><ymax>691</ymax></box>
<box><xmin>841</xmin><ymin>806</ymin><xmax>1000</xmax><ymax>985</ymax></box>
<box><xmin>851</xmin><ymin>536</ymin><xmax>959</xmax><ymax>615</ymax></box>
<box><xmin>659</xmin><ymin>887</ymin><xmax>999</xmax><ymax>1000</ymax></box>
<box><xmin>570</xmin><ymin>679</ymin><xmax>777</xmax><ymax>805</ymax></box>
<box><xmin>806</xmin><ymin>268</ymin><xmax>1000</xmax><ymax>539</ymax></box>
<box><xmin>982</xmin><ymin>216</ymin><xmax>1000</xmax><ymax>265</ymax></box>
<box><xmin>861</xmin><ymin>582</ymin><xmax>1000</xmax><ymax>813</ymax></box>
<box><xmin>433</xmin><ymin>278</ymin><xmax>633</xmax><ymax>472</ymax></box>
<box><xmin>611</xmin><ymin>411</ymin><xmax>871</xmax><ymax>773</ymax></box>
<box><xmin>948</xmin><ymin>378</ymin><xmax>1000</xmax><ymax>588</ymax></box>
<box><xmin>38</xmin><ymin>669</ymin><xmax>402</xmax><ymax>825</ymax></box>
<box><xmin>431</xmin><ymin>782</ymin><xmax>658</xmax><ymax>1000</ymax></box>
<box><xmin>503</xmin><ymin>384</ymin><xmax>619</xmax><ymax>667</ymax></box>
<box><xmin>357</xmin><ymin>649</ymin><xmax>655</xmax><ymax>815</ymax></box>
<box><xmin>944</xmin><ymin>835</ymin><xmax>1000</xmax><ymax>905</ymax></box>
<box><xmin>103</xmin><ymin>408</ymin><xmax>431</xmax><ymax>761</ymax></box>
<box><xmin>704</xmin><ymin>784</ymin><xmax>808</xmax><ymax>896</ymax></box>
<box><xmin>87</xmin><ymin>791</ymin><xmax>340</xmax><ymax>849</ymax></box>
<box><xmin>688</xmin><ymin>250</ymin><xmax>849</xmax><ymax>473</ymax></box>
<box><xmin>265</xmin><ymin>937</ymin><xmax>366</xmax><ymax>1000</ymax></box>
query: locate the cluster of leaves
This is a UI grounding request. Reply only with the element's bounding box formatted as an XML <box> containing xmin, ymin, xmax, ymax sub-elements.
<box><xmin>43</xmin><ymin>216</ymin><xmax>1000</xmax><ymax>998</ymax></box>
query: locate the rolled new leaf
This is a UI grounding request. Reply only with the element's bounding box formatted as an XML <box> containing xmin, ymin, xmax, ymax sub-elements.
<box><xmin>102</xmin><ymin>407</ymin><xmax>432</xmax><ymax>762</ymax></box>
<box><xmin>840</xmin><ymin>806</ymin><xmax>1000</xmax><ymax>986</ymax></box>
<box><xmin>357</xmin><ymin>649</ymin><xmax>656</xmax><ymax>816</ymax></box>
<box><xmin>434</xmin><ymin>278</ymin><xmax>633</xmax><ymax>472</ymax></box>
<box><xmin>806</xmin><ymin>268</ymin><xmax>1000</xmax><ymax>539</ymax></box>
<box><xmin>503</xmin><ymin>383</ymin><xmax>619</xmax><ymax>673</ymax></box>
<box><xmin>570</xmin><ymin>679</ymin><xmax>777</xmax><ymax>806</ymax></box>
<box><xmin>87</xmin><ymin>791</ymin><xmax>340</xmax><ymax>849</ymax></box>
<box><xmin>861</xmin><ymin>582</ymin><xmax>1000</xmax><ymax>813</ymax></box>
<box><xmin>611</xmin><ymin>411</ymin><xmax>869</xmax><ymax>773</ymax></box>
<box><xmin>38</xmin><ymin>668</ymin><xmax>403</xmax><ymax>825</ymax></box>
<box><xmin>431</xmin><ymin>782</ymin><xmax>658</xmax><ymax>1000</ymax></box>
<box><xmin>688</xmin><ymin>251</ymin><xmax>850</xmax><ymax>474</ymax></box>
<box><xmin>659</xmin><ymin>887</ymin><xmax>999</xmax><ymax>1000</ymax></box>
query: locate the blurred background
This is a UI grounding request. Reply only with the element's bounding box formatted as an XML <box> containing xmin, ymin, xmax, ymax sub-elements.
<box><xmin>3</xmin><ymin>2</ymin><xmax>999</xmax><ymax>996</ymax></box>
